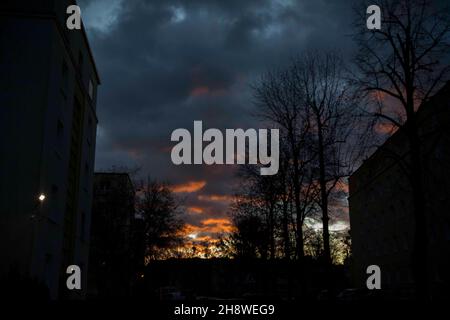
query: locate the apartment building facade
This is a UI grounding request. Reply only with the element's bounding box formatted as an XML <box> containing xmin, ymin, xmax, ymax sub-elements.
<box><xmin>349</xmin><ymin>82</ymin><xmax>450</xmax><ymax>295</ymax></box>
<box><xmin>0</xmin><ymin>0</ymin><xmax>100</xmax><ymax>299</ymax></box>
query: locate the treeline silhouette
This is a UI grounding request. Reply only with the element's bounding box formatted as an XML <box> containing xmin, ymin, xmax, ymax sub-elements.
<box><xmin>228</xmin><ymin>51</ymin><xmax>363</xmax><ymax>264</ymax></box>
<box><xmin>226</xmin><ymin>0</ymin><xmax>450</xmax><ymax>301</ymax></box>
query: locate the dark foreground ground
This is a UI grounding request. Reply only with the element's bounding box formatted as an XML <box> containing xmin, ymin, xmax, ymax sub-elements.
<box><xmin>2</xmin><ymin>258</ymin><xmax>449</xmax><ymax>320</ymax></box>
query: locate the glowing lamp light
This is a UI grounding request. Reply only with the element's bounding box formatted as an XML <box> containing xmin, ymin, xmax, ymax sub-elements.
<box><xmin>38</xmin><ymin>194</ymin><xmax>46</xmax><ymax>202</ymax></box>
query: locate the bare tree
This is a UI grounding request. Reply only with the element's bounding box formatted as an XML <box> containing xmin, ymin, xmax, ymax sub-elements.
<box><xmin>230</xmin><ymin>164</ymin><xmax>277</xmax><ymax>259</ymax></box>
<box><xmin>278</xmin><ymin>142</ymin><xmax>294</xmax><ymax>259</ymax></box>
<box><xmin>352</xmin><ymin>0</ymin><xmax>450</xmax><ymax>297</ymax></box>
<box><xmin>253</xmin><ymin>69</ymin><xmax>316</xmax><ymax>259</ymax></box>
<box><xmin>291</xmin><ymin>51</ymin><xmax>362</xmax><ymax>264</ymax></box>
<box><xmin>136</xmin><ymin>178</ymin><xmax>185</xmax><ymax>261</ymax></box>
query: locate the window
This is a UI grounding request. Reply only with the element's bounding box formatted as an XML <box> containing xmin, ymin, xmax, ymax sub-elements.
<box><xmin>62</xmin><ymin>60</ymin><xmax>69</xmax><ymax>95</ymax></box>
<box><xmin>87</xmin><ymin>116</ymin><xmax>93</xmax><ymax>147</ymax></box>
<box><xmin>88</xmin><ymin>79</ymin><xmax>95</xmax><ymax>100</ymax></box>
<box><xmin>80</xmin><ymin>212</ymin><xmax>86</xmax><ymax>242</ymax></box>
<box><xmin>57</xmin><ymin>119</ymin><xmax>64</xmax><ymax>136</ymax></box>
<box><xmin>49</xmin><ymin>184</ymin><xmax>59</xmax><ymax>222</ymax></box>
<box><xmin>78</xmin><ymin>52</ymin><xmax>84</xmax><ymax>78</ymax></box>
<box><xmin>56</xmin><ymin>119</ymin><xmax>64</xmax><ymax>151</ymax></box>
<box><xmin>44</xmin><ymin>254</ymin><xmax>53</xmax><ymax>288</ymax></box>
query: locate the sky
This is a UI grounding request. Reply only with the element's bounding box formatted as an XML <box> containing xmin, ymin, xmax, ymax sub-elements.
<box><xmin>78</xmin><ymin>0</ymin><xmax>357</xmax><ymax>246</ymax></box>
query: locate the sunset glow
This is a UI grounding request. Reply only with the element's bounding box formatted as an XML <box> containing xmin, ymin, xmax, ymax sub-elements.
<box><xmin>188</xmin><ymin>206</ymin><xmax>204</xmax><ymax>214</ymax></box>
<box><xmin>197</xmin><ymin>194</ymin><xmax>233</xmax><ymax>202</ymax></box>
<box><xmin>170</xmin><ymin>180</ymin><xmax>207</xmax><ymax>193</ymax></box>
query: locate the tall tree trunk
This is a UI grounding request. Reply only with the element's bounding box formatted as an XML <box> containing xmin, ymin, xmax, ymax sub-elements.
<box><xmin>269</xmin><ymin>202</ymin><xmax>275</xmax><ymax>259</ymax></box>
<box><xmin>289</xmin><ymin>127</ymin><xmax>305</xmax><ymax>260</ymax></box>
<box><xmin>282</xmin><ymin>197</ymin><xmax>290</xmax><ymax>259</ymax></box>
<box><xmin>293</xmin><ymin>155</ymin><xmax>304</xmax><ymax>260</ymax></box>
<box><xmin>317</xmin><ymin>119</ymin><xmax>331</xmax><ymax>264</ymax></box>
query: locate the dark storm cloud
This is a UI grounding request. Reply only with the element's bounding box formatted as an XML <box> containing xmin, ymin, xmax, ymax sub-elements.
<box><xmin>79</xmin><ymin>0</ymin><xmax>356</xmax><ymax>231</ymax></box>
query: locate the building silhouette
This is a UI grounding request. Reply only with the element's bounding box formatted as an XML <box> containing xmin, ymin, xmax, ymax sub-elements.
<box><xmin>0</xmin><ymin>0</ymin><xmax>100</xmax><ymax>299</ymax></box>
<box><xmin>349</xmin><ymin>82</ymin><xmax>450</xmax><ymax>296</ymax></box>
<box><xmin>88</xmin><ymin>172</ymin><xmax>142</xmax><ymax>298</ymax></box>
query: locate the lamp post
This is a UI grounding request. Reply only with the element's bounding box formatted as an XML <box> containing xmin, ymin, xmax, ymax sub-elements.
<box><xmin>29</xmin><ymin>193</ymin><xmax>47</xmax><ymax>277</ymax></box>
<box><xmin>30</xmin><ymin>193</ymin><xmax>46</xmax><ymax>220</ymax></box>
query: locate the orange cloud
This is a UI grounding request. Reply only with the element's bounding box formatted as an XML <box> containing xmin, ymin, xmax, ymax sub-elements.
<box><xmin>201</xmin><ymin>218</ymin><xmax>230</xmax><ymax>225</ymax></box>
<box><xmin>177</xmin><ymin>219</ymin><xmax>236</xmax><ymax>258</ymax></box>
<box><xmin>184</xmin><ymin>224</ymin><xmax>205</xmax><ymax>235</ymax></box>
<box><xmin>201</xmin><ymin>218</ymin><xmax>234</xmax><ymax>233</ymax></box>
<box><xmin>375</xmin><ymin>122</ymin><xmax>398</xmax><ymax>134</ymax></box>
<box><xmin>197</xmin><ymin>194</ymin><xmax>233</xmax><ymax>203</ymax></box>
<box><xmin>188</xmin><ymin>206</ymin><xmax>204</xmax><ymax>214</ymax></box>
<box><xmin>171</xmin><ymin>180</ymin><xmax>206</xmax><ymax>193</ymax></box>
<box><xmin>190</xmin><ymin>86</ymin><xmax>209</xmax><ymax>96</ymax></box>
<box><xmin>190</xmin><ymin>85</ymin><xmax>227</xmax><ymax>98</ymax></box>
<box><xmin>190</xmin><ymin>235</ymin><xmax>214</xmax><ymax>242</ymax></box>
<box><xmin>183</xmin><ymin>224</ymin><xmax>200</xmax><ymax>234</ymax></box>
<box><xmin>371</xmin><ymin>90</ymin><xmax>387</xmax><ymax>102</ymax></box>
<box><xmin>183</xmin><ymin>218</ymin><xmax>234</xmax><ymax>237</ymax></box>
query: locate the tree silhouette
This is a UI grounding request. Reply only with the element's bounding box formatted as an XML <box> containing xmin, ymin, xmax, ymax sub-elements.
<box><xmin>253</xmin><ymin>51</ymin><xmax>362</xmax><ymax>262</ymax></box>
<box><xmin>352</xmin><ymin>0</ymin><xmax>450</xmax><ymax>298</ymax></box>
<box><xmin>291</xmin><ymin>51</ymin><xmax>362</xmax><ymax>263</ymax></box>
<box><xmin>136</xmin><ymin>178</ymin><xmax>185</xmax><ymax>261</ymax></box>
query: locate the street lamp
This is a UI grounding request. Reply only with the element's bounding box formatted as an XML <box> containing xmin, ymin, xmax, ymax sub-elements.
<box><xmin>30</xmin><ymin>193</ymin><xmax>47</xmax><ymax>267</ymax></box>
<box><xmin>30</xmin><ymin>193</ymin><xmax>46</xmax><ymax>219</ymax></box>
